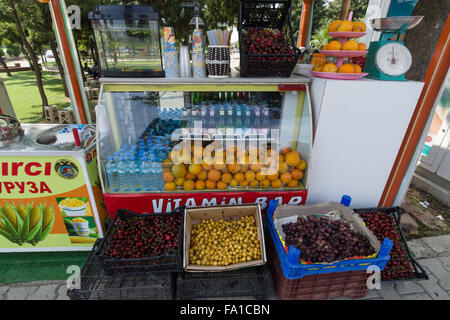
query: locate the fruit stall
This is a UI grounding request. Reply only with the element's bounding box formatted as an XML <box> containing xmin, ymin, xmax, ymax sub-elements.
<box><xmin>21</xmin><ymin>0</ymin><xmax>445</xmax><ymax>301</ymax></box>
<box><xmin>93</xmin><ymin>3</ymin><xmax>313</xmax><ymax>217</ymax></box>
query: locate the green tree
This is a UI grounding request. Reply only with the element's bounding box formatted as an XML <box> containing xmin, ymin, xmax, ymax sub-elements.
<box><xmin>310</xmin><ymin>26</ymin><xmax>331</xmax><ymax>49</ymax></box>
<box><xmin>291</xmin><ymin>0</ymin><xmax>328</xmax><ymax>47</ymax></box>
<box><xmin>0</xmin><ymin>22</ymin><xmax>15</xmax><ymax>76</ymax></box>
<box><xmin>4</xmin><ymin>0</ymin><xmax>49</xmax><ymax>111</ymax></box>
<box><xmin>326</xmin><ymin>0</ymin><xmax>369</xmax><ymax>23</ymax></box>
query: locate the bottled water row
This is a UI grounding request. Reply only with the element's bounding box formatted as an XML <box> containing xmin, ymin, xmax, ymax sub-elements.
<box><xmin>105</xmin><ymin>137</ymin><xmax>172</xmax><ymax>193</ymax></box>
<box><xmin>182</xmin><ymin>103</ymin><xmax>271</xmax><ymax>131</ymax></box>
<box><xmin>160</xmin><ymin>108</ymin><xmax>183</xmax><ymax>121</ymax></box>
<box><xmin>106</xmin><ymin>153</ymin><xmax>163</xmax><ymax>193</ymax></box>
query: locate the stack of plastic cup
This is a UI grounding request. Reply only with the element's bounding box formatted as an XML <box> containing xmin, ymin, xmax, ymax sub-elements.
<box><xmin>179</xmin><ymin>46</ymin><xmax>192</xmax><ymax>78</ymax></box>
<box><xmin>163</xmin><ymin>27</ymin><xmax>179</xmax><ymax>78</ymax></box>
<box><xmin>192</xmin><ymin>29</ymin><xmax>206</xmax><ymax>78</ymax></box>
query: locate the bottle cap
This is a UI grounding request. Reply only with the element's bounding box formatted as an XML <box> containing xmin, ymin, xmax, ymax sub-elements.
<box><xmin>340</xmin><ymin>195</ymin><xmax>352</xmax><ymax>207</ymax></box>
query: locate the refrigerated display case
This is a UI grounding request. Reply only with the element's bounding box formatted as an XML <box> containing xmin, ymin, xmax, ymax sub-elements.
<box><xmin>88</xmin><ymin>5</ymin><xmax>164</xmax><ymax>78</ymax></box>
<box><xmin>96</xmin><ymin>77</ymin><xmax>312</xmax><ymax>216</ymax></box>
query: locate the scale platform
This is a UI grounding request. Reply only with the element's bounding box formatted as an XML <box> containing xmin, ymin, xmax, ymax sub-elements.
<box><xmin>363</xmin><ymin>16</ymin><xmax>424</xmax><ymax>81</ymax></box>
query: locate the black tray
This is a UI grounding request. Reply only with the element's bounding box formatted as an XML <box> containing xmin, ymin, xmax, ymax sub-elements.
<box><xmin>95</xmin><ymin>207</ymin><xmax>184</xmax><ymax>276</ymax></box>
<box><xmin>68</xmin><ymin>240</ymin><xmax>174</xmax><ymax>300</ymax></box>
<box><xmin>176</xmin><ymin>265</ymin><xmax>271</xmax><ymax>300</ymax></box>
<box><xmin>354</xmin><ymin>206</ymin><xmax>428</xmax><ymax>282</ymax></box>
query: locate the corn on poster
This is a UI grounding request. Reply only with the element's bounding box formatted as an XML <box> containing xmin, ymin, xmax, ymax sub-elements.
<box><xmin>0</xmin><ymin>156</ymin><xmax>102</xmax><ymax>251</ymax></box>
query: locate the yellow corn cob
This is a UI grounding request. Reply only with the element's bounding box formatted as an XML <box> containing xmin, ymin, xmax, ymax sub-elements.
<box><xmin>42</xmin><ymin>207</ymin><xmax>53</xmax><ymax>230</ymax></box>
<box><xmin>70</xmin><ymin>236</ymin><xmax>95</xmax><ymax>244</ymax></box>
<box><xmin>0</xmin><ymin>220</ymin><xmax>8</xmax><ymax>233</ymax></box>
<box><xmin>2</xmin><ymin>205</ymin><xmax>17</xmax><ymax>229</ymax></box>
<box><xmin>16</xmin><ymin>204</ymin><xmax>28</xmax><ymax>221</ymax></box>
<box><xmin>29</xmin><ymin>207</ymin><xmax>41</xmax><ymax>231</ymax></box>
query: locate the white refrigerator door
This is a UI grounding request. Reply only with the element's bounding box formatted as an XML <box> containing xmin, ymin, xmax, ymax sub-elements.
<box><xmin>307</xmin><ymin>78</ymin><xmax>424</xmax><ymax>208</ymax></box>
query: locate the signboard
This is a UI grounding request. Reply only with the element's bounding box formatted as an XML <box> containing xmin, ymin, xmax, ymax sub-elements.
<box><xmin>0</xmin><ymin>156</ymin><xmax>103</xmax><ymax>251</ymax></box>
<box><xmin>103</xmin><ymin>190</ymin><xmax>308</xmax><ymax>218</ymax></box>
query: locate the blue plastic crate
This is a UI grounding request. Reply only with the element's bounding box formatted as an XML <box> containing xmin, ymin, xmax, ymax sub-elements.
<box><xmin>266</xmin><ymin>200</ymin><xmax>393</xmax><ymax>280</ymax></box>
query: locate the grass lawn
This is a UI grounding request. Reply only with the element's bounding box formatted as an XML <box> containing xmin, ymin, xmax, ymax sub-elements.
<box><xmin>3</xmin><ymin>70</ymin><xmax>71</xmax><ymax>123</ymax></box>
<box><xmin>0</xmin><ymin>251</ymin><xmax>89</xmax><ymax>284</ymax></box>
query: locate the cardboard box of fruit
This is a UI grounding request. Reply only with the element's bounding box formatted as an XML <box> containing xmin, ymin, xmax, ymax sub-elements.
<box><xmin>273</xmin><ymin>202</ymin><xmax>381</xmax><ymax>265</ymax></box>
<box><xmin>183</xmin><ymin>204</ymin><xmax>267</xmax><ymax>272</ymax></box>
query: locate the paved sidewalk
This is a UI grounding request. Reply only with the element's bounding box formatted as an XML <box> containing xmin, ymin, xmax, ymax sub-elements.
<box><xmin>1</xmin><ymin>235</ymin><xmax>448</xmax><ymax>300</ymax></box>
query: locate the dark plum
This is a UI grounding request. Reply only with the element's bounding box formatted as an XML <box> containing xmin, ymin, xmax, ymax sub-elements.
<box><xmin>282</xmin><ymin>216</ymin><xmax>375</xmax><ymax>264</ymax></box>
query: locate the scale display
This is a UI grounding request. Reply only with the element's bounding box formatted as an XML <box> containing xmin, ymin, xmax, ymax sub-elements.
<box><xmin>375</xmin><ymin>42</ymin><xmax>412</xmax><ymax>77</ymax></box>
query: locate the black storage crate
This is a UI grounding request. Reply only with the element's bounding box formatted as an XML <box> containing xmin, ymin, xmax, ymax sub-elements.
<box><xmin>68</xmin><ymin>240</ymin><xmax>174</xmax><ymax>300</ymax></box>
<box><xmin>354</xmin><ymin>206</ymin><xmax>428</xmax><ymax>282</ymax></box>
<box><xmin>176</xmin><ymin>265</ymin><xmax>271</xmax><ymax>300</ymax></box>
<box><xmin>96</xmin><ymin>208</ymin><xmax>184</xmax><ymax>275</ymax></box>
<box><xmin>238</xmin><ymin>0</ymin><xmax>301</xmax><ymax>77</ymax></box>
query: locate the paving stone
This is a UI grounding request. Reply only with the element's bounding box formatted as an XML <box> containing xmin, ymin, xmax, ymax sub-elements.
<box><xmin>359</xmin><ymin>289</ymin><xmax>380</xmax><ymax>300</ymax></box>
<box><xmin>376</xmin><ymin>282</ymin><xmax>402</xmax><ymax>300</ymax></box>
<box><xmin>332</xmin><ymin>297</ymin><xmax>352</xmax><ymax>300</ymax></box>
<box><xmin>439</xmin><ymin>256</ymin><xmax>450</xmax><ymax>272</ymax></box>
<box><xmin>402</xmin><ymin>293</ymin><xmax>432</xmax><ymax>300</ymax></box>
<box><xmin>6</xmin><ymin>286</ymin><xmax>38</xmax><ymax>300</ymax></box>
<box><xmin>419</xmin><ymin>280</ymin><xmax>449</xmax><ymax>300</ymax></box>
<box><xmin>407</xmin><ymin>239</ymin><xmax>436</xmax><ymax>259</ymax></box>
<box><xmin>422</xmin><ymin>235</ymin><xmax>450</xmax><ymax>257</ymax></box>
<box><xmin>394</xmin><ymin>281</ymin><xmax>425</xmax><ymax>295</ymax></box>
<box><xmin>417</xmin><ymin>258</ymin><xmax>450</xmax><ymax>290</ymax></box>
<box><xmin>400</xmin><ymin>214</ymin><xmax>419</xmax><ymax>232</ymax></box>
<box><xmin>0</xmin><ymin>286</ymin><xmax>9</xmax><ymax>299</ymax></box>
<box><xmin>56</xmin><ymin>284</ymin><xmax>70</xmax><ymax>300</ymax></box>
<box><xmin>27</xmin><ymin>284</ymin><xmax>59</xmax><ymax>300</ymax></box>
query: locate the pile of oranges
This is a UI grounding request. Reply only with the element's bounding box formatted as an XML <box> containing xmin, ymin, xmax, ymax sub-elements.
<box><xmin>162</xmin><ymin>146</ymin><xmax>307</xmax><ymax>191</ymax></box>
<box><xmin>328</xmin><ymin>20</ymin><xmax>366</xmax><ymax>33</ymax></box>
<box><xmin>317</xmin><ymin>62</ymin><xmax>362</xmax><ymax>74</ymax></box>
<box><xmin>322</xmin><ymin>40</ymin><xmax>367</xmax><ymax>52</ymax></box>
<box><xmin>312</xmin><ymin>20</ymin><xmax>367</xmax><ymax>74</ymax></box>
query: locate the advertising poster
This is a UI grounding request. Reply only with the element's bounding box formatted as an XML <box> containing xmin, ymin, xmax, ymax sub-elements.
<box><xmin>0</xmin><ymin>156</ymin><xmax>104</xmax><ymax>251</ymax></box>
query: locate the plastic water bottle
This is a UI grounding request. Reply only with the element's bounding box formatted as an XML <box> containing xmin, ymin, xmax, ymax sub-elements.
<box><xmin>200</xmin><ymin>105</ymin><xmax>207</xmax><ymax>131</ymax></box>
<box><xmin>140</xmin><ymin>156</ymin><xmax>152</xmax><ymax>192</ymax></box>
<box><xmin>129</xmin><ymin>155</ymin><xmax>141</xmax><ymax>192</ymax></box>
<box><xmin>208</xmin><ymin>106</ymin><xmax>216</xmax><ymax>129</ymax></box>
<box><xmin>244</xmin><ymin>106</ymin><xmax>252</xmax><ymax>129</ymax></box>
<box><xmin>106</xmin><ymin>156</ymin><xmax>120</xmax><ymax>192</ymax></box>
<box><xmin>261</xmin><ymin>107</ymin><xmax>270</xmax><ymax>137</ymax></box>
<box><xmin>150</xmin><ymin>157</ymin><xmax>163</xmax><ymax>190</ymax></box>
<box><xmin>226</xmin><ymin>105</ymin><xmax>234</xmax><ymax>133</ymax></box>
<box><xmin>117</xmin><ymin>156</ymin><xmax>130</xmax><ymax>192</ymax></box>
<box><xmin>182</xmin><ymin>107</ymin><xmax>189</xmax><ymax>128</ymax></box>
<box><xmin>235</xmin><ymin>105</ymin><xmax>243</xmax><ymax>129</ymax></box>
<box><xmin>254</xmin><ymin>107</ymin><xmax>261</xmax><ymax>131</ymax></box>
<box><xmin>218</xmin><ymin>105</ymin><xmax>226</xmax><ymax>133</ymax></box>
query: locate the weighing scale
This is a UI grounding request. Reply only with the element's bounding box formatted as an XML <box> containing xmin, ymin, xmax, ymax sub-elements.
<box><xmin>363</xmin><ymin>16</ymin><xmax>424</xmax><ymax>81</ymax></box>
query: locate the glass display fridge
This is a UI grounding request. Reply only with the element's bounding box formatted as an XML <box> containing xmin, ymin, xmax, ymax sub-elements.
<box><xmin>96</xmin><ymin>77</ymin><xmax>312</xmax><ymax>217</ymax></box>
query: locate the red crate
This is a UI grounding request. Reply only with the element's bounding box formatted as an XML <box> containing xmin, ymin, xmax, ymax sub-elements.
<box><xmin>266</xmin><ymin>233</ymin><xmax>371</xmax><ymax>300</ymax></box>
